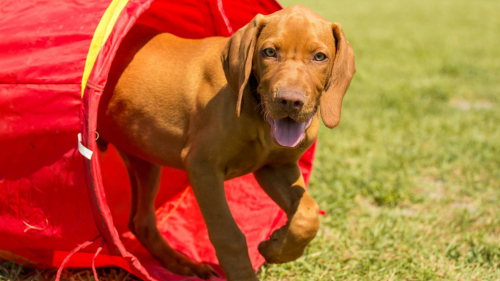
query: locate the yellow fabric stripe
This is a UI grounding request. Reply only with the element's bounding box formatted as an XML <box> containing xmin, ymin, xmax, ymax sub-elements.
<box><xmin>81</xmin><ymin>0</ymin><xmax>131</xmax><ymax>97</ymax></box>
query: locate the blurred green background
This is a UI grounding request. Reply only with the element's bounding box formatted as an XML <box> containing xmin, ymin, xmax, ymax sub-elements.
<box><xmin>259</xmin><ymin>0</ymin><xmax>500</xmax><ymax>280</ymax></box>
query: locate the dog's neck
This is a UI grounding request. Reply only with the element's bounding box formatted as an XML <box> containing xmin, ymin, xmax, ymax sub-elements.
<box><xmin>240</xmin><ymin>76</ymin><xmax>266</xmax><ymax>126</ymax></box>
<box><xmin>249</xmin><ymin>74</ymin><xmax>261</xmax><ymax>105</ymax></box>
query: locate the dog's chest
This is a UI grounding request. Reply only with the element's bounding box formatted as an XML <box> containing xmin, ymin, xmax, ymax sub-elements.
<box><xmin>221</xmin><ymin>138</ymin><xmax>276</xmax><ymax>180</ymax></box>
<box><xmin>222</xmin><ymin>140</ymin><xmax>301</xmax><ymax>180</ymax></box>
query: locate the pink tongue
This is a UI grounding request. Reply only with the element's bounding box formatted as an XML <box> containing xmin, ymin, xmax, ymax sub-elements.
<box><xmin>273</xmin><ymin>117</ymin><xmax>306</xmax><ymax>147</ymax></box>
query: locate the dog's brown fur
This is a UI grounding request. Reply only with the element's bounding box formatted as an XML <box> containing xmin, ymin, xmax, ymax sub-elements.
<box><xmin>97</xmin><ymin>5</ymin><xmax>355</xmax><ymax>281</ymax></box>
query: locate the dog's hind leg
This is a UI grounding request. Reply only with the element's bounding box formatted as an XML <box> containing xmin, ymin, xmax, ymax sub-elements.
<box><xmin>118</xmin><ymin>150</ymin><xmax>218</xmax><ymax>279</ymax></box>
<box><xmin>116</xmin><ymin>149</ymin><xmax>139</xmax><ymax>234</ymax></box>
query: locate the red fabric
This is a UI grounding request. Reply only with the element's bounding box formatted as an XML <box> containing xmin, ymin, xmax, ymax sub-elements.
<box><xmin>0</xmin><ymin>0</ymin><xmax>317</xmax><ymax>280</ymax></box>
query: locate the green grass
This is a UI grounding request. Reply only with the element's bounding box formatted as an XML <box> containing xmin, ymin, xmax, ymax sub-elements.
<box><xmin>0</xmin><ymin>263</ymin><xmax>139</xmax><ymax>281</ymax></box>
<box><xmin>259</xmin><ymin>0</ymin><xmax>500</xmax><ymax>280</ymax></box>
<box><xmin>2</xmin><ymin>0</ymin><xmax>499</xmax><ymax>280</ymax></box>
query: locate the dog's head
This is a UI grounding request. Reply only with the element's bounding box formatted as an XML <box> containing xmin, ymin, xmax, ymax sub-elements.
<box><xmin>221</xmin><ymin>5</ymin><xmax>355</xmax><ymax>147</ymax></box>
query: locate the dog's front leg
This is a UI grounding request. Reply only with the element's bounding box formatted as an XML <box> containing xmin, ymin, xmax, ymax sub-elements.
<box><xmin>254</xmin><ymin>163</ymin><xmax>320</xmax><ymax>263</ymax></box>
<box><xmin>186</xmin><ymin>160</ymin><xmax>259</xmax><ymax>281</ymax></box>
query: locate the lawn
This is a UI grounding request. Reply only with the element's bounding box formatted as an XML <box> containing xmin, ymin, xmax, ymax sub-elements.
<box><xmin>2</xmin><ymin>0</ymin><xmax>499</xmax><ymax>280</ymax></box>
<box><xmin>259</xmin><ymin>0</ymin><xmax>500</xmax><ymax>280</ymax></box>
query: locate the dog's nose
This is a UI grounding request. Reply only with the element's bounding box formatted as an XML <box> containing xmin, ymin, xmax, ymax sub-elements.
<box><xmin>276</xmin><ymin>89</ymin><xmax>305</xmax><ymax>113</ymax></box>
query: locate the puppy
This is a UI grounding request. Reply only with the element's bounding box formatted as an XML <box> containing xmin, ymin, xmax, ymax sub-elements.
<box><xmin>97</xmin><ymin>5</ymin><xmax>355</xmax><ymax>281</ymax></box>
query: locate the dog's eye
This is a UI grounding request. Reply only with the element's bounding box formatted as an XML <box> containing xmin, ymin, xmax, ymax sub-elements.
<box><xmin>314</xmin><ymin>53</ymin><xmax>326</xmax><ymax>61</ymax></box>
<box><xmin>264</xmin><ymin>48</ymin><xmax>276</xmax><ymax>57</ymax></box>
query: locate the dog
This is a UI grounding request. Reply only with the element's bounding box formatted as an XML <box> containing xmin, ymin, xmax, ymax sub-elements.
<box><xmin>97</xmin><ymin>5</ymin><xmax>355</xmax><ymax>281</ymax></box>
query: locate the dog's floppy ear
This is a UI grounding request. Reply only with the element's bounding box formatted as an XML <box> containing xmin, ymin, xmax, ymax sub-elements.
<box><xmin>221</xmin><ymin>14</ymin><xmax>266</xmax><ymax>117</ymax></box>
<box><xmin>320</xmin><ymin>23</ymin><xmax>356</xmax><ymax>129</ymax></box>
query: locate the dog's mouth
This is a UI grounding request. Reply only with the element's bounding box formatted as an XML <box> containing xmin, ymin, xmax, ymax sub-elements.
<box><xmin>266</xmin><ymin>111</ymin><xmax>315</xmax><ymax>148</ymax></box>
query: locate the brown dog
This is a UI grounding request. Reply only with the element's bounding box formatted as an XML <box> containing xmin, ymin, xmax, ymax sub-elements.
<box><xmin>97</xmin><ymin>5</ymin><xmax>355</xmax><ymax>281</ymax></box>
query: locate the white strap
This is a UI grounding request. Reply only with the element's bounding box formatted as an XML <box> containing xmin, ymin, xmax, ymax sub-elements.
<box><xmin>78</xmin><ymin>133</ymin><xmax>93</xmax><ymax>160</ymax></box>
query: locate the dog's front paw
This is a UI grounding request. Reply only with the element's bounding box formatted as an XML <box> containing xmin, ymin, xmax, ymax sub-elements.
<box><xmin>257</xmin><ymin>228</ymin><xmax>304</xmax><ymax>264</ymax></box>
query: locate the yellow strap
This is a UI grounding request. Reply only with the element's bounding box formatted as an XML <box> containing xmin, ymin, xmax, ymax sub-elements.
<box><xmin>81</xmin><ymin>0</ymin><xmax>131</xmax><ymax>97</ymax></box>
<box><xmin>156</xmin><ymin>187</ymin><xmax>192</xmax><ymax>226</ymax></box>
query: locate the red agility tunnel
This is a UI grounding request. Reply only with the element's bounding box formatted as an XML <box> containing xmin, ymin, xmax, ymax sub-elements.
<box><xmin>0</xmin><ymin>0</ymin><xmax>317</xmax><ymax>280</ymax></box>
